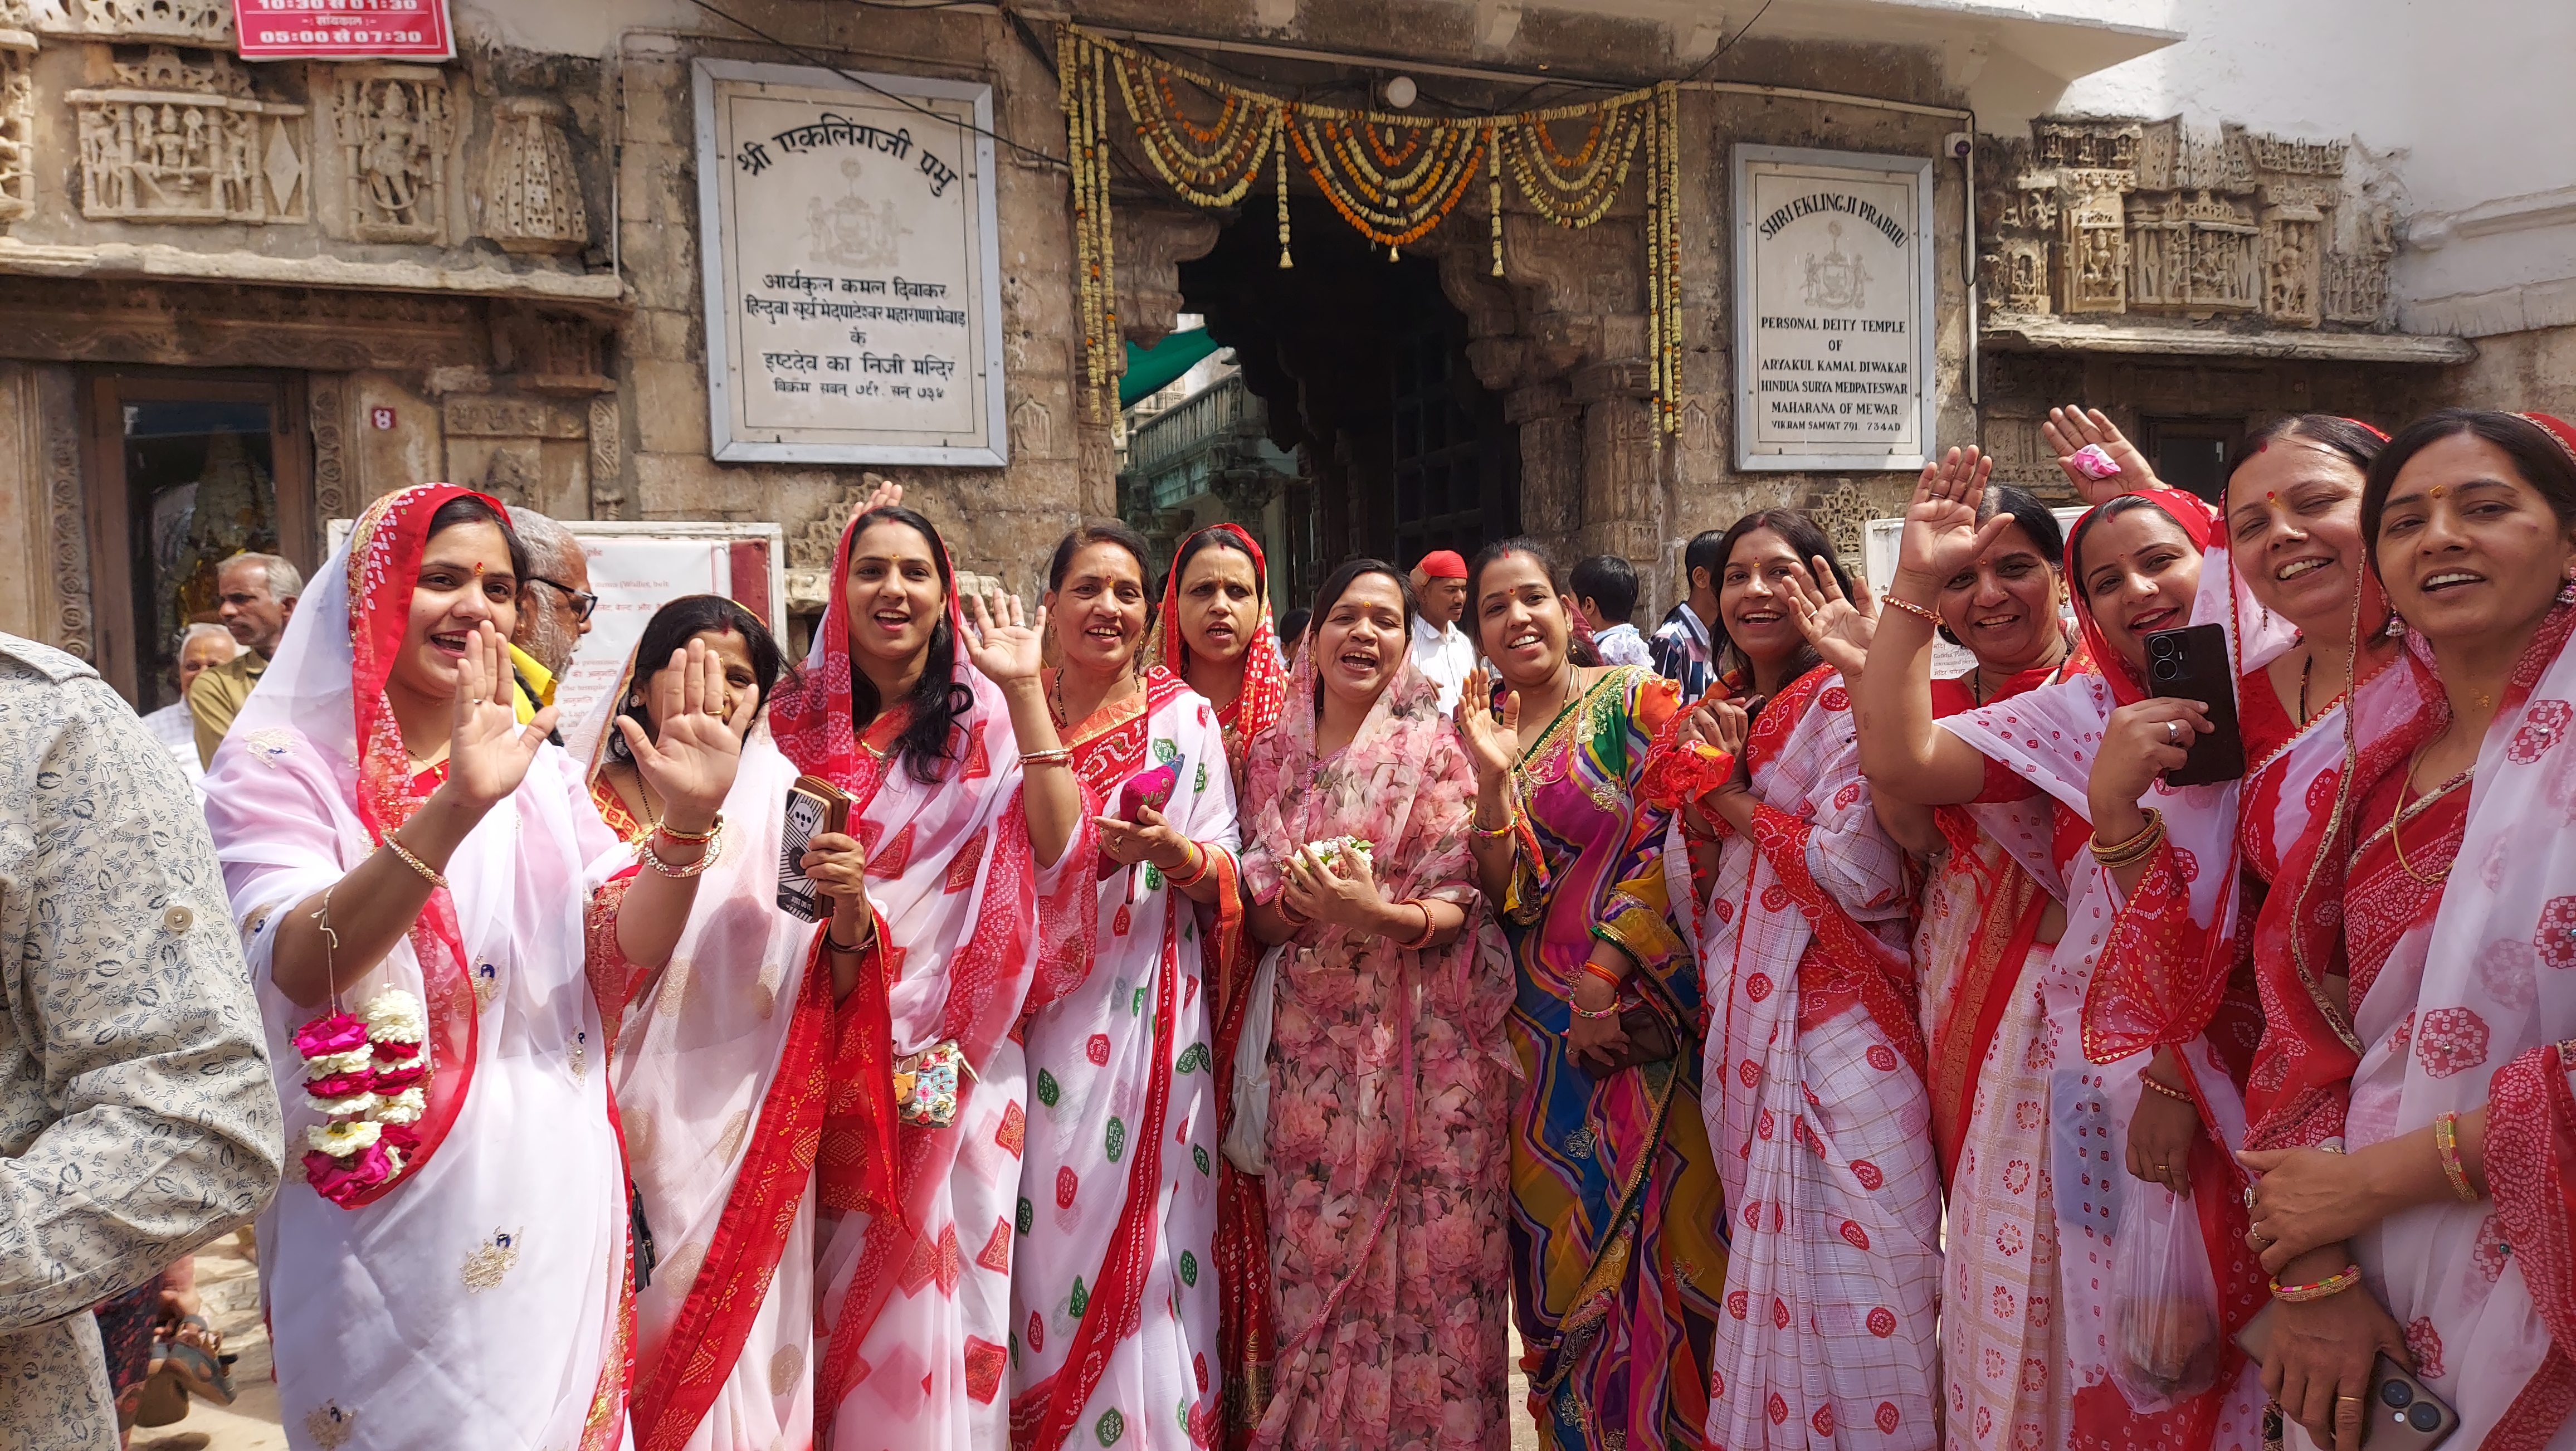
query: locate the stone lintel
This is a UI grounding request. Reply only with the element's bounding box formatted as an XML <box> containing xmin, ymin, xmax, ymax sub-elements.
<box><xmin>1572</xmin><ymin>359</ymin><xmax>1652</xmax><ymax>403</ymax></box>
<box><xmin>0</xmin><ymin>241</ymin><xmax>630</xmax><ymax>313</ymax></box>
<box><xmin>1982</xmin><ymin>313</ymin><xmax>2474</xmax><ymax>366</ymax></box>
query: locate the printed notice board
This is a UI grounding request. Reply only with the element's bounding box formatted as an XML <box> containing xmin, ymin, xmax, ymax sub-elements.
<box><xmin>694</xmin><ymin>59</ymin><xmax>1007</xmax><ymax>466</ymax></box>
<box><xmin>1733</xmin><ymin>144</ymin><xmax>1937</xmax><ymax>472</ymax></box>
<box><xmin>232</xmin><ymin>0</ymin><xmax>455</xmax><ymax>60</ymax></box>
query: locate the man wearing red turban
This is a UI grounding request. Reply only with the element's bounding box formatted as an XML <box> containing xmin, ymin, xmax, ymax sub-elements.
<box><xmin>1406</xmin><ymin>548</ymin><xmax>1476</xmax><ymax>712</ymax></box>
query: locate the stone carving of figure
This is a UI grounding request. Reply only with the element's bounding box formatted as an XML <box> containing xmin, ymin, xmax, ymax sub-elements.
<box><xmin>359</xmin><ymin>82</ymin><xmax>428</xmax><ymax>226</ymax></box>
<box><xmin>217</xmin><ymin>109</ymin><xmax>257</xmax><ymax>215</ymax></box>
<box><xmin>2270</xmin><ymin>231</ymin><xmax>2308</xmax><ymax>314</ymax></box>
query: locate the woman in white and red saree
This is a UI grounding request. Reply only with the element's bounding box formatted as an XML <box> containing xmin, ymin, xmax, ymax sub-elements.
<box><xmin>572</xmin><ymin>595</ymin><xmax>824</xmax><ymax>1451</ymax></box>
<box><xmin>1856</xmin><ymin>482</ymin><xmax>2092</xmax><ymax>1451</ymax></box>
<box><xmin>204</xmin><ymin>484</ymin><xmax>747</xmax><ymax>1450</ymax></box>
<box><xmin>1852</xmin><ymin>451</ymin><xmax>2272</xmax><ymax>1451</ymax></box>
<box><xmin>1241</xmin><ymin>560</ymin><xmax>1514</xmax><ymax>1451</ymax></box>
<box><xmin>774</xmin><ymin>504</ymin><xmax>1094</xmax><ymax>1451</ymax></box>
<box><xmin>1010</xmin><ymin>523</ymin><xmax>1233</xmax><ymax>1451</ymax></box>
<box><xmin>1148</xmin><ymin>523</ymin><xmax>1290</xmax><ymax>1445</ymax></box>
<box><xmin>1684</xmin><ymin>509</ymin><xmax>1941</xmax><ymax>1451</ymax></box>
<box><xmin>2240</xmin><ymin>410</ymin><xmax>2576</xmax><ymax>1451</ymax></box>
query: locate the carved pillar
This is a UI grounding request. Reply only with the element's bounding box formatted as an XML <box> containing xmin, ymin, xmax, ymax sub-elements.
<box><xmin>1116</xmin><ymin>205</ymin><xmax>1222</xmax><ymax>346</ymax></box>
<box><xmin>34</xmin><ymin>366</ymin><xmax>89</xmax><ymax>658</ymax></box>
<box><xmin>587</xmin><ymin>395</ymin><xmax>626</xmax><ymax>517</ymax></box>
<box><xmin>308</xmin><ymin>374</ymin><xmax>351</xmax><ymax>523</ymax></box>
<box><xmin>1508</xmin><ymin>381</ymin><xmax>1580</xmax><ymax>546</ymax></box>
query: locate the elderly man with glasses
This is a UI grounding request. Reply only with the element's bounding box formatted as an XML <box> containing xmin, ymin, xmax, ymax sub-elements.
<box><xmin>505</xmin><ymin>510</ymin><xmax>597</xmax><ymax>742</ymax></box>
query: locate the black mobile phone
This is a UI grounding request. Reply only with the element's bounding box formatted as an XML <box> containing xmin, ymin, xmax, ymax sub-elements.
<box><xmin>2235</xmin><ymin>1302</ymin><xmax>2459</xmax><ymax>1449</ymax></box>
<box><xmin>2143</xmin><ymin>622</ymin><xmax>2245</xmax><ymax>787</ymax></box>
<box><xmin>776</xmin><ymin>775</ymin><xmax>852</xmax><ymax>923</ymax></box>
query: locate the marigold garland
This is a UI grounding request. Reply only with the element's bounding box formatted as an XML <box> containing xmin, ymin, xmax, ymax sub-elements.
<box><xmin>1061</xmin><ymin>27</ymin><xmax>1682</xmax><ymax>436</ymax></box>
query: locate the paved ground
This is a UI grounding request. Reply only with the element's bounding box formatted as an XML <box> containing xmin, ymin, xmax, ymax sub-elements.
<box><xmin>132</xmin><ymin>1230</ymin><xmax>284</xmax><ymax>1451</ymax></box>
<box><xmin>150</xmin><ymin>1236</ymin><xmax>1546</xmax><ymax>1451</ymax></box>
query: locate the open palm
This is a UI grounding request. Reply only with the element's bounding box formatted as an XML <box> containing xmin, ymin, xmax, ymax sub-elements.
<box><xmin>1454</xmin><ymin>688</ymin><xmax>1521</xmax><ymax>782</ymax></box>
<box><xmin>2042</xmin><ymin>406</ymin><xmax>2163</xmax><ymax>504</ymax></box>
<box><xmin>1896</xmin><ymin>446</ymin><xmax>2008</xmax><ymax>586</ymax></box>
<box><xmin>619</xmin><ymin>638</ymin><xmax>750</xmax><ymax>821</ymax></box>
<box><xmin>962</xmin><ymin>590</ymin><xmax>1046</xmax><ymax>685</ymax></box>
<box><xmin>1784</xmin><ymin>558</ymin><xmax>1878</xmax><ymax>680</ymax></box>
<box><xmin>448</xmin><ymin>621</ymin><xmax>558</xmax><ymax>809</ymax></box>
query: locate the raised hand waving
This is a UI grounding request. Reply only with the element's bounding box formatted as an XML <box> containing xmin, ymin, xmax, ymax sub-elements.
<box><xmin>447</xmin><ymin>620</ymin><xmax>559</xmax><ymax>809</ymax></box>
<box><xmin>2041</xmin><ymin>406</ymin><xmax>2164</xmax><ymax>504</ymax></box>
<box><xmin>618</xmin><ymin>637</ymin><xmax>752</xmax><ymax>824</ymax></box>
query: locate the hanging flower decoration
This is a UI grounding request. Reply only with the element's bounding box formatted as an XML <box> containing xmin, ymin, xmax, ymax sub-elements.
<box><xmin>294</xmin><ymin>988</ymin><xmax>432</xmax><ymax>1207</ymax></box>
<box><xmin>1060</xmin><ymin>27</ymin><xmax>1684</xmax><ymax>436</ymax></box>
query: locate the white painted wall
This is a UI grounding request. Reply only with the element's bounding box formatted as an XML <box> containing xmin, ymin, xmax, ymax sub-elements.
<box><xmin>2044</xmin><ymin>0</ymin><xmax>2576</xmax><ymax>337</ymax></box>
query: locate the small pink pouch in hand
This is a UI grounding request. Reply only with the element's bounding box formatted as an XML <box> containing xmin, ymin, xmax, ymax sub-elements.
<box><xmin>1100</xmin><ymin>762</ymin><xmax>1181</xmax><ymax>881</ymax></box>
<box><xmin>2067</xmin><ymin>444</ymin><xmax>2124</xmax><ymax>481</ymax></box>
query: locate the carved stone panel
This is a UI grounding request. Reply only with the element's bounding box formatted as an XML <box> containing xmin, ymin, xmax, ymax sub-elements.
<box><xmin>2059</xmin><ymin>171</ymin><xmax>2129</xmax><ymax>315</ymax></box>
<box><xmin>1998</xmin><ymin>237</ymin><xmax>2050</xmax><ymax>314</ymax></box>
<box><xmin>2128</xmin><ymin>191</ymin><xmax>2257</xmax><ymax>314</ymax></box>
<box><xmin>0</xmin><ymin>26</ymin><xmax>32</xmax><ymax>225</ymax></box>
<box><xmin>31</xmin><ymin>0</ymin><xmax>232</xmax><ymax>45</ymax></box>
<box><xmin>2263</xmin><ymin>204</ymin><xmax>2323</xmax><ymax>328</ymax></box>
<box><xmin>70</xmin><ymin>47</ymin><xmax>307</xmax><ymax>224</ymax></box>
<box><xmin>309</xmin><ymin>373</ymin><xmax>348</xmax><ymax>520</ymax></box>
<box><xmin>335</xmin><ymin>66</ymin><xmax>453</xmax><ymax>244</ymax></box>
<box><xmin>479</xmin><ymin>96</ymin><xmax>586</xmax><ymax>256</ymax></box>
<box><xmin>2032</xmin><ymin>119</ymin><xmax>2140</xmax><ymax>176</ymax></box>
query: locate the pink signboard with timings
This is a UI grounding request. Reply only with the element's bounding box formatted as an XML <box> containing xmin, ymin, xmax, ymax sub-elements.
<box><xmin>232</xmin><ymin>0</ymin><xmax>455</xmax><ymax>61</ymax></box>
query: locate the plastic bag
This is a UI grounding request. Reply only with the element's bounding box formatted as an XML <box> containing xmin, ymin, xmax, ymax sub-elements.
<box><xmin>1221</xmin><ymin>942</ymin><xmax>1289</xmax><ymax>1175</ymax></box>
<box><xmin>2107</xmin><ymin>1177</ymin><xmax>2223</xmax><ymax>1414</ymax></box>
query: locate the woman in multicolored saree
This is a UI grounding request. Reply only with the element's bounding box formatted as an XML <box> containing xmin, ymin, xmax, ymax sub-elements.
<box><xmin>572</xmin><ymin>593</ymin><xmax>816</xmax><ymax>1451</ymax></box>
<box><xmin>1455</xmin><ymin>537</ymin><xmax>1726</xmax><ymax>1450</ymax></box>
<box><xmin>1010</xmin><ymin>522</ymin><xmax>1233</xmax><ymax>1451</ymax></box>
<box><xmin>204</xmin><ymin>484</ymin><xmax>747</xmax><ymax>1450</ymax></box>
<box><xmin>1684</xmin><ymin>509</ymin><xmax>1939</xmax><ymax>1451</ymax></box>
<box><xmin>2239</xmin><ymin>410</ymin><xmax>2576</xmax><ymax>1451</ymax></box>
<box><xmin>777</xmin><ymin>503</ymin><xmax>1093</xmax><ymax>1451</ymax></box>
<box><xmin>1237</xmin><ymin>559</ymin><xmax>1513</xmax><ymax>1450</ymax></box>
<box><xmin>1148</xmin><ymin>522</ymin><xmax>1291</xmax><ymax>1444</ymax></box>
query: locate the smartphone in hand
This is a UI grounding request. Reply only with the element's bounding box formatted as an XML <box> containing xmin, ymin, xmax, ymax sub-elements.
<box><xmin>777</xmin><ymin>774</ymin><xmax>852</xmax><ymax>923</ymax></box>
<box><xmin>2144</xmin><ymin>623</ymin><xmax>2246</xmax><ymax>786</ymax></box>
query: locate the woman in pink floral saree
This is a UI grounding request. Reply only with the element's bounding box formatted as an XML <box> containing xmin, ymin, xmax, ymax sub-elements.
<box><xmin>1236</xmin><ymin>560</ymin><xmax>1515</xmax><ymax>1450</ymax></box>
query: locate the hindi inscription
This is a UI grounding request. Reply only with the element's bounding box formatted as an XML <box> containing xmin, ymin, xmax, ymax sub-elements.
<box><xmin>1733</xmin><ymin>144</ymin><xmax>1936</xmax><ymax>471</ymax></box>
<box><xmin>695</xmin><ymin>60</ymin><xmax>1006</xmax><ymax>465</ymax></box>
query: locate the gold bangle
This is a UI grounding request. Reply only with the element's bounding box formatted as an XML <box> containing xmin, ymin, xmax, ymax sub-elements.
<box><xmin>2434</xmin><ymin>1110</ymin><xmax>2480</xmax><ymax>1203</ymax></box>
<box><xmin>382</xmin><ymin>832</ymin><xmax>448</xmax><ymax>889</ymax></box>
<box><xmin>656</xmin><ymin>814</ymin><xmax>722</xmax><ymax>845</ymax></box>
<box><xmin>1881</xmin><ymin>595</ymin><xmax>1942</xmax><ymax>628</ymax></box>
<box><xmin>2091</xmin><ymin>809</ymin><xmax>2166</xmax><ymax>870</ymax></box>
<box><xmin>641</xmin><ymin>820</ymin><xmax>724</xmax><ymax>878</ymax></box>
<box><xmin>1019</xmin><ymin>746</ymin><xmax>1072</xmax><ymax>767</ymax></box>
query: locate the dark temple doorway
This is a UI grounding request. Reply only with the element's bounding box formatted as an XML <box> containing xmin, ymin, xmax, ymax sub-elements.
<box><xmin>1116</xmin><ymin>198</ymin><xmax>1518</xmax><ymax>611</ymax></box>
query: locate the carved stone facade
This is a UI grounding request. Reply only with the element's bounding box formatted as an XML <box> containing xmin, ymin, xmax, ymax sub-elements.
<box><xmin>69</xmin><ymin>46</ymin><xmax>305</xmax><ymax>223</ymax></box>
<box><xmin>1982</xmin><ymin>114</ymin><xmax>2398</xmax><ymax>332</ymax></box>
<box><xmin>335</xmin><ymin>66</ymin><xmax>452</xmax><ymax>243</ymax></box>
<box><xmin>0</xmin><ymin>14</ymin><xmax>31</xmax><ymax>224</ymax></box>
<box><xmin>30</xmin><ymin>0</ymin><xmax>232</xmax><ymax>46</ymax></box>
<box><xmin>480</xmin><ymin>96</ymin><xmax>586</xmax><ymax>256</ymax></box>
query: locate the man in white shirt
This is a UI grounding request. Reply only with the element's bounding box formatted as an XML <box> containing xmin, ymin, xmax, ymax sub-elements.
<box><xmin>1407</xmin><ymin>548</ymin><xmax>1476</xmax><ymax>712</ymax></box>
<box><xmin>142</xmin><ymin>623</ymin><xmax>242</xmax><ymax>785</ymax></box>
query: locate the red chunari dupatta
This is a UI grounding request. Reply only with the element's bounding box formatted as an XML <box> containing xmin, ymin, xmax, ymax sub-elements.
<box><xmin>334</xmin><ymin>482</ymin><xmax>495</xmax><ymax>1208</ymax></box>
<box><xmin>1154</xmin><ymin>524</ymin><xmax>1286</xmax><ymax>1447</ymax></box>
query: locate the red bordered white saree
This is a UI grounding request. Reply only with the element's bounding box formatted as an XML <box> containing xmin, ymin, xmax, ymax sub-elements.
<box><xmin>205</xmin><ymin>484</ymin><xmax>636</xmax><ymax>1451</ymax></box>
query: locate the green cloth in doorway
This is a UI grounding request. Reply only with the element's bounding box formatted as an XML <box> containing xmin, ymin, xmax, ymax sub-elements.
<box><xmin>1120</xmin><ymin>328</ymin><xmax>1220</xmax><ymax>409</ymax></box>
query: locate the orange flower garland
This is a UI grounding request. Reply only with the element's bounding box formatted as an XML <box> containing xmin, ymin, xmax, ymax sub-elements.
<box><xmin>1061</xmin><ymin>28</ymin><xmax>1682</xmax><ymax>436</ymax></box>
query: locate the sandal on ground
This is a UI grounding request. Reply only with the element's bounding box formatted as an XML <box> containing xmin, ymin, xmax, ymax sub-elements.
<box><xmin>155</xmin><ymin>1314</ymin><xmax>236</xmax><ymax>1408</ymax></box>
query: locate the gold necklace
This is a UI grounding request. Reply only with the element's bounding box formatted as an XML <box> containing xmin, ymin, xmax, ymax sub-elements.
<box><xmin>2388</xmin><ymin>744</ymin><xmax>2470</xmax><ymax>886</ymax></box>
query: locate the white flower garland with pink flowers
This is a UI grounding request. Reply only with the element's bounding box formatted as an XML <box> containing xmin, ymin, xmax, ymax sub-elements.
<box><xmin>294</xmin><ymin>989</ymin><xmax>431</xmax><ymax>1207</ymax></box>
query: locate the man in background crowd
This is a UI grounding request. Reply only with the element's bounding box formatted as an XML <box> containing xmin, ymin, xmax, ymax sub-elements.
<box><xmin>187</xmin><ymin>552</ymin><xmax>301</xmax><ymax>768</ymax></box>
<box><xmin>142</xmin><ymin>624</ymin><xmax>241</xmax><ymax>784</ymax></box>
<box><xmin>0</xmin><ymin>632</ymin><xmax>283</xmax><ymax>1448</ymax></box>
<box><xmin>1650</xmin><ymin>528</ymin><xmax>1724</xmax><ymax>699</ymax></box>
<box><xmin>1570</xmin><ymin>554</ymin><xmax>1653</xmax><ymax>668</ymax></box>
<box><xmin>1407</xmin><ymin>548</ymin><xmax>1475</xmax><ymax>712</ymax></box>
<box><xmin>506</xmin><ymin>509</ymin><xmax>597</xmax><ymax>730</ymax></box>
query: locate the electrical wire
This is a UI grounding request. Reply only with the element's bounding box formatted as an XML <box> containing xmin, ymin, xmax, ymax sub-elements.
<box><xmin>685</xmin><ymin>0</ymin><xmax>1067</xmax><ymax>170</ymax></box>
<box><xmin>1682</xmin><ymin>0</ymin><xmax>1777</xmax><ymax>83</ymax></box>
